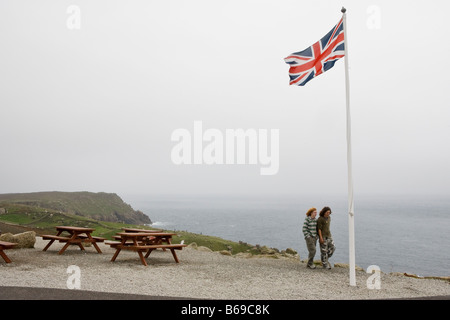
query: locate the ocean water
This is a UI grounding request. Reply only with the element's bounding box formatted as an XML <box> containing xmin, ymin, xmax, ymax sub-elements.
<box><xmin>123</xmin><ymin>194</ymin><xmax>450</xmax><ymax>277</ymax></box>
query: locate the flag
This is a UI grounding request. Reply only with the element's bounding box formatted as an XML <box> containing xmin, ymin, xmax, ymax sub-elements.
<box><xmin>284</xmin><ymin>18</ymin><xmax>345</xmax><ymax>86</ymax></box>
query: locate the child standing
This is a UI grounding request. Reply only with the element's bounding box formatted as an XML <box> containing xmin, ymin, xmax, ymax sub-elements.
<box><xmin>317</xmin><ymin>206</ymin><xmax>336</xmax><ymax>269</ymax></box>
<box><xmin>302</xmin><ymin>207</ymin><xmax>318</xmax><ymax>269</ymax></box>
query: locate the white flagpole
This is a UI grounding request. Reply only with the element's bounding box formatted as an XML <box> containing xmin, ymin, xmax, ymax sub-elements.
<box><xmin>341</xmin><ymin>7</ymin><xmax>356</xmax><ymax>287</ymax></box>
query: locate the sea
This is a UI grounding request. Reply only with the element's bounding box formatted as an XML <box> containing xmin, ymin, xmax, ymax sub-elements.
<box><xmin>122</xmin><ymin>193</ymin><xmax>450</xmax><ymax>277</ymax></box>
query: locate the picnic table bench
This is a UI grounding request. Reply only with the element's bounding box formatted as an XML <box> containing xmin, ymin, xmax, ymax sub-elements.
<box><xmin>106</xmin><ymin>232</ymin><xmax>186</xmax><ymax>266</ymax></box>
<box><xmin>41</xmin><ymin>226</ymin><xmax>106</xmax><ymax>255</ymax></box>
<box><xmin>0</xmin><ymin>240</ymin><xmax>17</xmax><ymax>263</ymax></box>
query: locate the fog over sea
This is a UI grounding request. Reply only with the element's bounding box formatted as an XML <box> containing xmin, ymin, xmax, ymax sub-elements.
<box><xmin>123</xmin><ymin>193</ymin><xmax>450</xmax><ymax>277</ymax></box>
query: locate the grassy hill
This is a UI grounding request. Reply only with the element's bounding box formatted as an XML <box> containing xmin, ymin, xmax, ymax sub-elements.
<box><xmin>0</xmin><ymin>203</ymin><xmax>134</xmax><ymax>239</ymax></box>
<box><xmin>0</xmin><ymin>191</ymin><xmax>151</xmax><ymax>225</ymax></box>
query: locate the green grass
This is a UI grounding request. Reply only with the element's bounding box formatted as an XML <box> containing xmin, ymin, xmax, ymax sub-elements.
<box><xmin>0</xmin><ymin>202</ymin><xmax>150</xmax><ymax>238</ymax></box>
<box><xmin>0</xmin><ymin>213</ymin><xmax>36</xmax><ymax>225</ymax></box>
<box><xmin>172</xmin><ymin>231</ymin><xmax>255</xmax><ymax>254</ymax></box>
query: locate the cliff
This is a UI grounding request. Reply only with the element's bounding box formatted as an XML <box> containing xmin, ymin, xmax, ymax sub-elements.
<box><xmin>0</xmin><ymin>191</ymin><xmax>151</xmax><ymax>225</ymax></box>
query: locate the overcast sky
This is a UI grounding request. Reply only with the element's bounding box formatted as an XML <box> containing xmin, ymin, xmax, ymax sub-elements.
<box><xmin>1</xmin><ymin>0</ymin><xmax>449</xmax><ymax>197</ymax></box>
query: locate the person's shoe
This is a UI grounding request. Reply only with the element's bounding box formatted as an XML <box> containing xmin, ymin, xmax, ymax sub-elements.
<box><xmin>307</xmin><ymin>264</ymin><xmax>316</xmax><ymax>269</ymax></box>
<box><xmin>323</xmin><ymin>262</ymin><xmax>331</xmax><ymax>269</ymax></box>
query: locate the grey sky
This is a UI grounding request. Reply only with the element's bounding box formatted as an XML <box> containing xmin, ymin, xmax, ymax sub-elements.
<box><xmin>1</xmin><ymin>0</ymin><xmax>449</xmax><ymax>197</ymax></box>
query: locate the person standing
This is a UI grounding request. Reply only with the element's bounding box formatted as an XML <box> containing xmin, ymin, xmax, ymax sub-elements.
<box><xmin>317</xmin><ymin>206</ymin><xmax>335</xmax><ymax>269</ymax></box>
<box><xmin>302</xmin><ymin>207</ymin><xmax>318</xmax><ymax>269</ymax></box>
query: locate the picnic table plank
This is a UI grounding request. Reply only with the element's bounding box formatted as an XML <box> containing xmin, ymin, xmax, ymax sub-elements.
<box><xmin>121</xmin><ymin>227</ymin><xmax>163</xmax><ymax>233</ymax></box>
<box><xmin>55</xmin><ymin>226</ymin><xmax>95</xmax><ymax>232</ymax></box>
<box><xmin>116</xmin><ymin>232</ymin><xmax>176</xmax><ymax>237</ymax></box>
<box><xmin>41</xmin><ymin>235</ymin><xmax>71</xmax><ymax>241</ymax></box>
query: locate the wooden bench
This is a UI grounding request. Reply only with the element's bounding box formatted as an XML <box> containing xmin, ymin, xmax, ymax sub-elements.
<box><xmin>107</xmin><ymin>242</ymin><xmax>186</xmax><ymax>250</ymax></box>
<box><xmin>41</xmin><ymin>235</ymin><xmax>72</xmax><ymax>242</ymax></box>
<box><xmin>106</xmin><ymin>242</ymin><xmax>187</xmax><ymax>265</ymax></box>
<box><xmin>0</xmin><ymin>240</ymin><xmax>17</xmax><ymax>263</ymax></box>
<box><xmin>41</xmin><ymin>235</ymin><xmax>106</xmax><ymax>248</ymax></box>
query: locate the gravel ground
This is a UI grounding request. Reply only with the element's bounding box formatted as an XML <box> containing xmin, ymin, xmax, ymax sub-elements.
<box><xmin>1</xmin><ymin>238</ymin><xmax>449</xmax><ymax>300</ymax></box>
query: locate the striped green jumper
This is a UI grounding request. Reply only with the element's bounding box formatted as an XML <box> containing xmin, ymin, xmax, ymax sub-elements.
<box><xmin>302</xmin><ymin>216</ymin><xmax>317</xmax><ymax>239</ymax></box>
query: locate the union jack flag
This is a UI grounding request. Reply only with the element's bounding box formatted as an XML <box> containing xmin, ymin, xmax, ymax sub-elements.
<box><xmin>284</xmin><ymin>18</ymin><xmax>345</xmax><ymax>86</ymax></box>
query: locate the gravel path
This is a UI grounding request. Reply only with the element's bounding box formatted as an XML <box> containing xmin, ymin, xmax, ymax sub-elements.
<box><xmin>1</xmin><ymin>238</ymin><xmax>449</xmax><ymax>300</ymax></box>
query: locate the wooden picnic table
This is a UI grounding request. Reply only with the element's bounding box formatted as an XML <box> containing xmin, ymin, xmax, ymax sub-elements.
<box><xmin>0</xmin><ymin>240</ymin><xmax>17</xmax><ymax>263</ymax></box>
<box><xmin>41</xmin><ymin>226</ymin><xmax>106</xmax><ymax>255</ymax></box>
<box><xmin>106</xmin><ymin>232</ymin><xmax>186</xmax><ymax>266</ymax></box>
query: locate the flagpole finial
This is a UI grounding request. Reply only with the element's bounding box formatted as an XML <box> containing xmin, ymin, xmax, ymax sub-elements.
<box><xmin>341</xmin><ymin>7</ymin><xmax>346</xmax><ymax>13</ymax></box>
